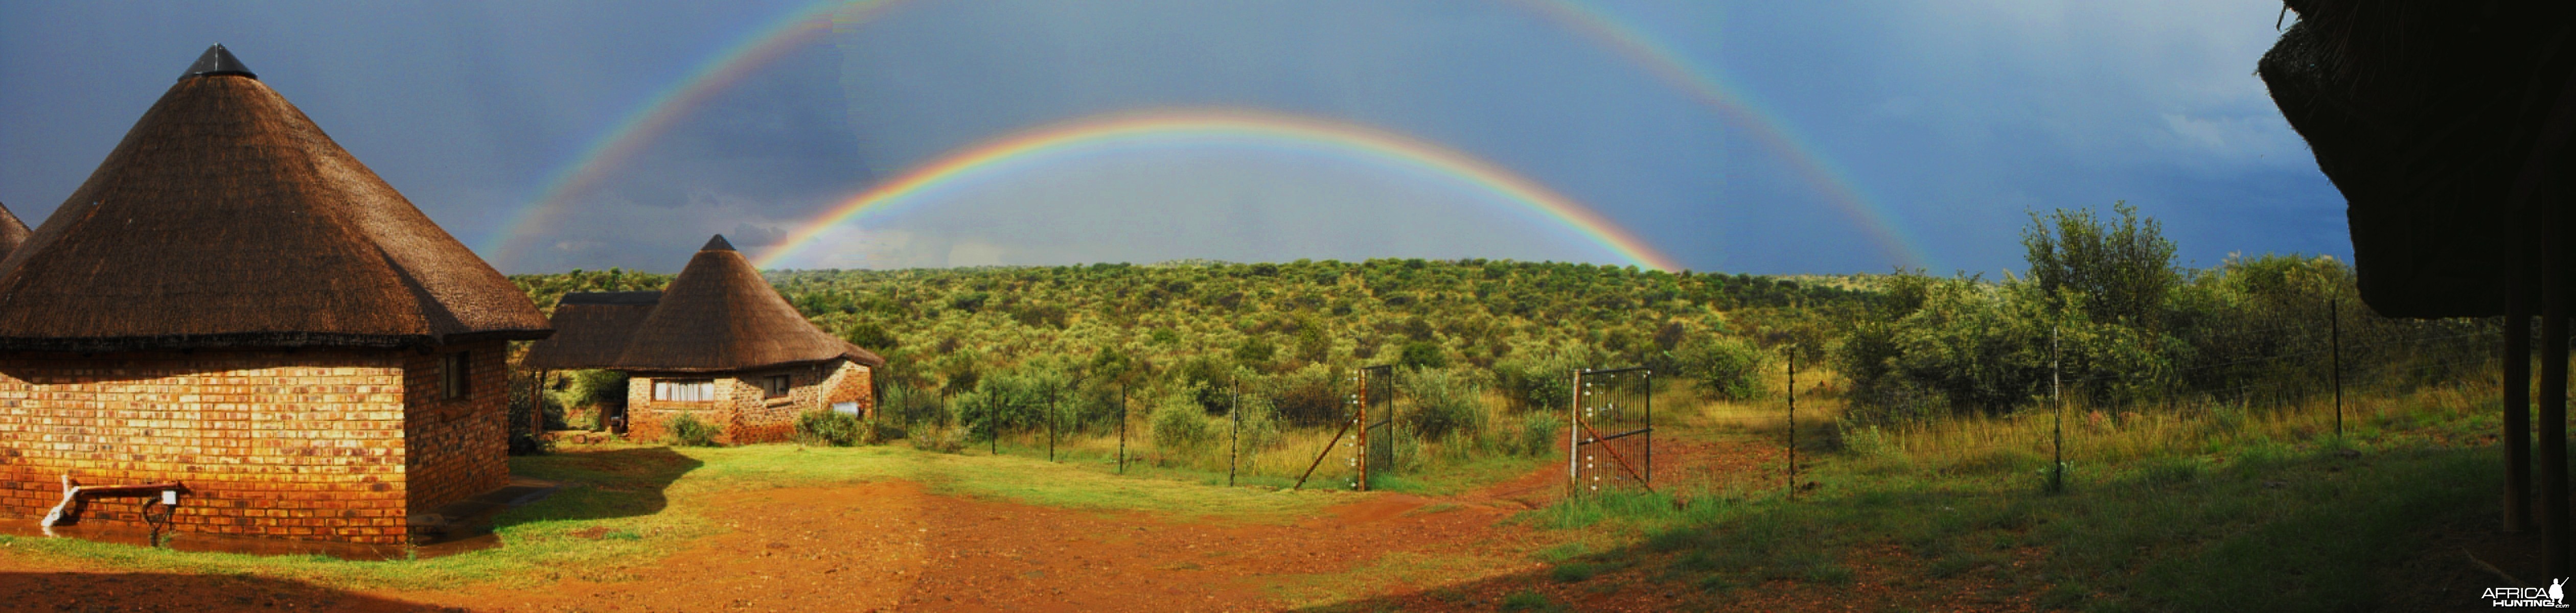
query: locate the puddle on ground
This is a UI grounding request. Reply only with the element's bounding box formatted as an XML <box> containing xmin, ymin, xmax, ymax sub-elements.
<box><xmin>0</xmin><ymin>477</ymin><xmax>560</xmax><ymax>561</ymax></box>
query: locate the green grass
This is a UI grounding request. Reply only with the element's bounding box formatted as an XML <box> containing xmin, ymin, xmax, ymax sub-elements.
<box><xmin>1517</xmin><ymin>383</ymin><xmax>2505</xmax><ymax>611</ymax></box>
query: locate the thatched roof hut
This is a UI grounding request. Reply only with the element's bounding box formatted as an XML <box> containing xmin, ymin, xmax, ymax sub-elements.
<box><xmin>612</xmin><ymin>235</ymin><xmax>882</xmax><ymax>372</ymax></box>
<box><xmin>0</xmin><ymin>44</ymin><xmax>549</xmax><ymax>351</ymax></box>
<box><xmin>521</xmin><ymin>291</ymin><xmax>661</xmax><ymax>370</ymax></box>
<box><xmin>2258</xmin><ymin>0</ymin><xmax>2576</xmax><ymax>317</ymax></box>
<box><xmin>0</xmin><ymin>202</ymin><xmax>28</xmax><ymax>261</ymax></box>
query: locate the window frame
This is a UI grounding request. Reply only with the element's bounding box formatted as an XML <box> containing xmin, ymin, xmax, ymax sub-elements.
<box><xmin>440</xmin><ymin>351</ymin><xmax>471</xmax><ymax>400</ymax></box>
<box><xmin>654</xmin><ymin>379</ymin><xmax>716</xmax><ymax>402</ymax></box>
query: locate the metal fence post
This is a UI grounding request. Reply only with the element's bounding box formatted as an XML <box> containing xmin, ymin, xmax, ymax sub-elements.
<box><xmin>2051</xmin><ymin>326</ymin><xmax>2064</xmax><ymax>493</ymax></box>
<box><xmin>1788</xmin><ymin>351</ymin><xmax>1798</xmax><ymax>501</ymax></box>
<box><xmin>2331</xmin><ymin>298</ymin><xmax>2343</xmax><ymax>438</ymax></box>
<box><xmin>1118</xmin><ymin>385</ymin><xmax>1129</xmax><ymax>474</ymax></box>
<box><xmin>1229</xmin><ymin>382</ymin><xmax>1241</xmax><ymax>487</ymax></box>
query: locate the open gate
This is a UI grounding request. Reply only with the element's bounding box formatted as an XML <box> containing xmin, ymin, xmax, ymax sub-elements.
<box><xmin>1570</xmin><ymin>367</ymin><xmax>1652</xmax><ymax>493</ymax></box>
<box><xmin>1294</xmin><ymin>365</ymin><xmax>1396</xmax><ymax>491</ymax></box>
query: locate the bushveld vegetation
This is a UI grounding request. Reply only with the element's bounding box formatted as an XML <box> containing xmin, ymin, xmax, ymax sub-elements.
<box><xmin>488</xmin><ymin>206</ymin><xmax>2507</xmax><ymax>608</ymax></box>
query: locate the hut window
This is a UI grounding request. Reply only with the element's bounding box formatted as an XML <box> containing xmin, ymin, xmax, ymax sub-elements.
<box><xmin>655</xmin><ymin>379</ymin><xmax>714</xmax><ymax>402</ymax></box>
<box><xmin>441</xmin><ymin>351</ymin><xmax>471</xmax><ymax>400</ymax></box>
<box><xmin>762</xmin><ymin>374</ymin><xmax>791</xmax><ymax>398</ymax></box>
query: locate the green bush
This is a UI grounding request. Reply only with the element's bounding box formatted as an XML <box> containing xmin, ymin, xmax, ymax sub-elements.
<box><xmin>663</xmin><ymin>412</ymin><xmax>721</xmax><ymax>447</ymax></box>
<box><xmin>796</xmin><ymin>410</ymin><xmax>864</xmax><ymax>446</ymax></box>
<box><xmin>1149</xmin><ymin>391</ymin><xmax>1217</xmax><ymax>453</ymax></box>
<box><xmin>910</xmin><ymin>426</ymin><xmax>966</xmax><ymax>453</ymax></box>
<box><xmin>1680</xmin><ymin>336</ymin><xmax>1770</xmax><ymax>401</ymax></box>
<box><xmin>1400</xmin><ymin>368</ymin><xmax>1485</xmax><ymax>439</ymax></box>
<box><xmin>1519</xmin><ymin>412</ymin><xmax>1563</xmax><ymax>457</ymax></box>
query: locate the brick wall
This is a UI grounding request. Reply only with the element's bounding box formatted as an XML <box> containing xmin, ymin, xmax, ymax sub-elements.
<box><xmin>821</xmin><ymin>362</ymin><xmax>875</xmax><ymax>419</ymax></box>
<box><xmin>401</xmin><ymin>341</ymin><xmax>509</xmax><ymax>515</ymax></box>
<box><xmin>626</xmin><ymin>359</ymin><xmax>858</xmax><ymax>445</ymax></box>
<box><xmin>0</xmin><ymin>349</ymin><xmax>413</xmax><ymax>544</ymax></box>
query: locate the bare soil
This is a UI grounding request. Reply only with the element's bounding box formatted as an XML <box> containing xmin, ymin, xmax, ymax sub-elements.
<box><xmin>0</xmin><ymin>435</ymin><xmax>1890</xmax><ymax>612</ymax></box>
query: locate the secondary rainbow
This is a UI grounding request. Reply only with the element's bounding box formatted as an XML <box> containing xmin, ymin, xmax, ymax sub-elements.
<box><xmin>1512</xmin><ymin>0</ymin><xmax>1930</xmax><ymax>269</ymax></box>
<box><xmin>482</xmin><ymin>0</ymin><xmax>914</xmax><ymax>265</ymax></box>
<box><xmin>488</xmin><ymin>0</ymin><xmax>1928</xmax><ymax>270</ymax></box>
<box><xmin>751</xmin><ymin>109</ymin><xmax>1685</xmax><ymax>272</ymax></box>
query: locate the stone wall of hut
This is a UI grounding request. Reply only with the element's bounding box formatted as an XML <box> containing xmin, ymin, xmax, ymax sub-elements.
<box><xmin>0</xmin><ymin>349</ymin><xmax>416</xmax><ymax>544</ymax></box>
<box><xmin>626</xmin><ymin>359</ymin><xmax>868</xmax><ymax>444</ymax></box>
<box><xmin>400</xmin><ymin>341</ymin><xmax>510</xmax><ymax>516</ymax></box>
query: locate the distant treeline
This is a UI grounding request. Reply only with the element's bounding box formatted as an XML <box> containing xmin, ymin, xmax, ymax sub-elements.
<box><xmin>508</xmin><ymin>204</ymin><xmax>2493</xmax><ymax>432</ymax></box>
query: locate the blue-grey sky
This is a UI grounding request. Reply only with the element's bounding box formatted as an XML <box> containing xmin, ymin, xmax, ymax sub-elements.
<box><xmin>0</xmin><ymin>1</ymin><xmax>2336</xmax><ymax>275</ymax></box>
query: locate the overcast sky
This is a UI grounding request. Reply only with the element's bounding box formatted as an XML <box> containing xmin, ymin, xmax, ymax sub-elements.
<box><xmin>0</xmin><ymin>1</ymin><xmax>2336</xmax><ymax>275</ymax></box>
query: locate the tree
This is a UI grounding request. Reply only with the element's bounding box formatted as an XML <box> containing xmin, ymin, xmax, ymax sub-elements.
<box><xmin>2022</xmin><ymin>201</ymin><xmax>2178</xmax><ymax>330</ymax></box>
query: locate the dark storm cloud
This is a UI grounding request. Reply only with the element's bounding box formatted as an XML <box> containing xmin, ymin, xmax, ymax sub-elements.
<box><xmin>0</xmin><ymin>1</ymin><xmax>2348</xmax><ymax>275</ymax></box>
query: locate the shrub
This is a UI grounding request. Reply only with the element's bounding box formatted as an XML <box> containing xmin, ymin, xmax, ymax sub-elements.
<box><xmin>1266</xmin><ymin>363</ymin><xmax>1344</xmax><ymax>427</ymax></box>
<box><xmin>796</xmin><ymin>410</ymin><xmax>864</xmax><ymax>446</ymax></box>
<box><xmin>1400</xmin><ymin>368</ymin><xmax>1486</xmax><ymax>439</ymax></box>
<box><xmin>663</xmin><ymin>412</ymin><xmax>721</xmax><ymax>447</ymax></box>
<box><xmin>910</xmin><ymin>426</ymin><xmax>967</xmax><ymax>454</ymax></box>
<box><xmin>1150</xmin><ymin>391</ymin><xmax>1217</xmax><ymax>453</ymax></box>
<box><xmin>1519</xmin><ymin>412</ymin><xmax>1563</xmax><ymax>457</ymax></box>
<box><xmin>1681</xmin><ymin>336</ymin><xmax>1770</xmax><ymax>401</ymax></box>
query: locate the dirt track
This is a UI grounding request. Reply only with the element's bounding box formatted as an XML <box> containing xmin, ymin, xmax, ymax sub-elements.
<box><xmin>0</xmin><ymin>437</ymin><xmax>1791</xmax><ymax>612</ymax></box>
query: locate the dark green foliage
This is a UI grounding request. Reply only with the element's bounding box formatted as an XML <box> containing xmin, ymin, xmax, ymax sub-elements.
<box><xmin>1841</xmin><ymin>208</ymin><xmax>2490</xmax><ymax>422</ymax></box>
<box><xmin>2023</xmin><ymin>201</ymin><xmax>2178</xmax><ymax>329</ymax></box>
<box><xmin>1397</xmin><ymin>340</ymin><xmax>1449</xmax><ymax>370</ymax></box>
<box><xmin>663</xmin><ymin>412</ymin><xmax>721</xmax><ymax>447</ymax></box>
<box><xmin>1680</xmin><ymin>336</ymin><xmax>1769</xmax><ymax>401</ymax></box>
<box><xmin>795</xmin><ymin>410</ymin><xmax>864</xmax><ymax>446</ymax></box>
<box><xmin>1399</xmin><ymin>368</ymin><xmax>1484</xmax><ymax>439</ymax></box>
<box><xmin>842</xmin><ymin>321</ymin><xmax>899</xmax><ymax>349</ymax></box>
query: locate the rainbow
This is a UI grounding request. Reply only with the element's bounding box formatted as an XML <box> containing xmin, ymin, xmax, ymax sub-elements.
<box><xmin>750</xmin><ymin>109</ymin><xmax>1684</xmax><ymax>271</ymax></box>
<box><xmin>487</xmin><ymin>0</ymin><xmax>1931</xmax><ymax>270</ymax></box>
<box><xmin>482</xmin><ymin>0</ymin><xmax>914</xmax><ymax>264</ymax></box>
<box><xmin>1508</xmin><ymin>0</ymin><xmax>1929</xmax><ymax>269</ymax></box>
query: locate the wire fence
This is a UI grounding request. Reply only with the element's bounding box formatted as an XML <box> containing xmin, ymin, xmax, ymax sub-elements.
<box><xmin>1811</xmin><ymin>300</ymin><xmax>2501</xmax><ymax>495</ymax></box>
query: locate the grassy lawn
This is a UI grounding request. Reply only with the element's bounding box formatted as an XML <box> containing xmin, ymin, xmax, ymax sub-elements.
<box><xmin>1515</xmin><ymin>382</ymin><xmax>2508</xmax><ymax>611</ymax></box>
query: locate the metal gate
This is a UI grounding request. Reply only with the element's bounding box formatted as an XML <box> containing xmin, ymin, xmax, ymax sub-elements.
<box><xmin>1357</xmin><ymin>365</ymin><xmax>1395</xmax><ymax>489</ymax></box>
<box><xmin>1293</xmin><ymin>365</ymin><xmax>1397</xmax><ymax>491</ymax></box>
<box><xmin>1570</xmin><ymin>367</ymin><xmax>1652</xmax><ymax>493</ymax></box>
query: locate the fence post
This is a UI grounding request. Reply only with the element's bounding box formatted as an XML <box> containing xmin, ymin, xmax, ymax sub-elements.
<box><xmin>1568</xmin><ymin>369</ymin><xmax>1582</xmax><ymax>493</ymax></box>
<box><xmin>2051</xmin><ymin>326</ymin><xmax>2064</xmax><ymax>493</ymax></box>
<box><xmin>1048</xmin><ymin>393</ymin><xmax>1058</xmax><ymax>463</ymax></box>
<box><xmin>2332</xmin><ymin>298</ymin><xmax>2343</xmax><ymax>438</ymax></box>
<box><xmin>1230</xmin><ymin>383</ymin><xmax>1241</xmax><ymax>487</ymax></box>
<box><xmin>1787</xmin><ymin>351</ymin><xmax>1798</xmax><ymax>501</ymax></box>
<box><xmin>1118</xmin><ymin>385</ymin><xmax>1129</xmax><ymax>474</ymax></box>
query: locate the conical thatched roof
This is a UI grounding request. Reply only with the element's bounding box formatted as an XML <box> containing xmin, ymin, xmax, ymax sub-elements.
<box><xmin>0</xmin><ymin>45</ymin><xmax>550</xmax><ymax>351</ymax></box>
<box><xmin>0</xmin><ymin>202</ymin><xmax>28</xmax><ymax>261</ymax></box>
<box><xmin>613</xmin><ymin>235</ymin><xmax>883</xmax><ymax>372</ymax></box>
<box><xmin>522</xmin><ymin>291</ymin><xmax>661</xmax><ymax>370</ymax></box>
<box><xmin>2259</xmin><ymin>1</ymin><xmax>2576</xmax><ymax>317</ymax></box>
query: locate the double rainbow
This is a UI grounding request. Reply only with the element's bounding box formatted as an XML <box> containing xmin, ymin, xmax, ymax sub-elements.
<box><xmin>749</xmin><ymin>109</ymin><xmax>1683</xmax><ymax>271</ymax></box>
<box><xmin>490</xmin><ymin>0</ymin><xmax>1930</xmax><ymax>271</ymax></box>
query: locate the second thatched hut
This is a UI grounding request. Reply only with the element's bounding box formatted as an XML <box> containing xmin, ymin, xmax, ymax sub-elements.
<box><xmin>524</xmin><ymin>235</ymin><xmax>881</xmax><ymax>443</ymax></box>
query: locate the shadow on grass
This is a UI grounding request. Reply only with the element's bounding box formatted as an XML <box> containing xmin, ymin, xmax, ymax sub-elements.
<box><xmin>1311</xmin><ymin>443</ymin><xmax>2501</xmax><ymax>613</ymax></box>
<box><xmin>0</xmin><ymin>572</ymin><xmax>450</xmax><ymax>612</ymax></box>
<box><xmin>498</xmin><ymin>446</ymin><xmax>704</xmax><ymax>525</ymax></box>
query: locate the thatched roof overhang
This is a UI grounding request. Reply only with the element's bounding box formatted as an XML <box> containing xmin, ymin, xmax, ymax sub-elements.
<box><xmin>522</xmin><ymin>291</ymin><xmax>661</xmax><ymax>370</ymax></box>
<box><xmin>612</xmin><ymin>235</ymin><xmax>884</xmax><ymax>373</ymax></box>
<box><xmin>0</xmin><ymin>45</ymin><xmax>550</xmax><ymax>351</ymax></box>
<box><xmin>0</xmin><ymin>202</ymin><xmax>28</xmax><ymax>261</ymax></box>
<box><xmin>2259</xmin><ymin>1</ymin><xmax>2576</xmax><ymax>318</ymax></box>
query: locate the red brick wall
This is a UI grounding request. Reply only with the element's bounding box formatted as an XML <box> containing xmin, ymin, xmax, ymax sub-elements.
<box><xmin>626</xmin><ymin>360</ymin><xmax>856</xmax><ymax>445</ymax></box>
<box><xmin>0</xmin><ymin>350</ymin><xmax>412</xmax><ymax>544</ymax></box>
<box><xmin>401</xmin><ymin>341</ymin><xmax>509</xmax><ymax>516</ymax></box>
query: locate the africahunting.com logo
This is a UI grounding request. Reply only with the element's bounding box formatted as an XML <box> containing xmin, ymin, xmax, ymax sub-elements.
<box><xmin>2488</xmin><ymin>578</ymin><xmax>2570</xmax><ymax>608</ymax></box>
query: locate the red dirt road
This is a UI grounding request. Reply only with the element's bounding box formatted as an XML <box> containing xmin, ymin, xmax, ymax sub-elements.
<box><xmin>0</xmin><ymin>436</ymin><xmax>1799</xmax><ymax>612</ymax></box>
